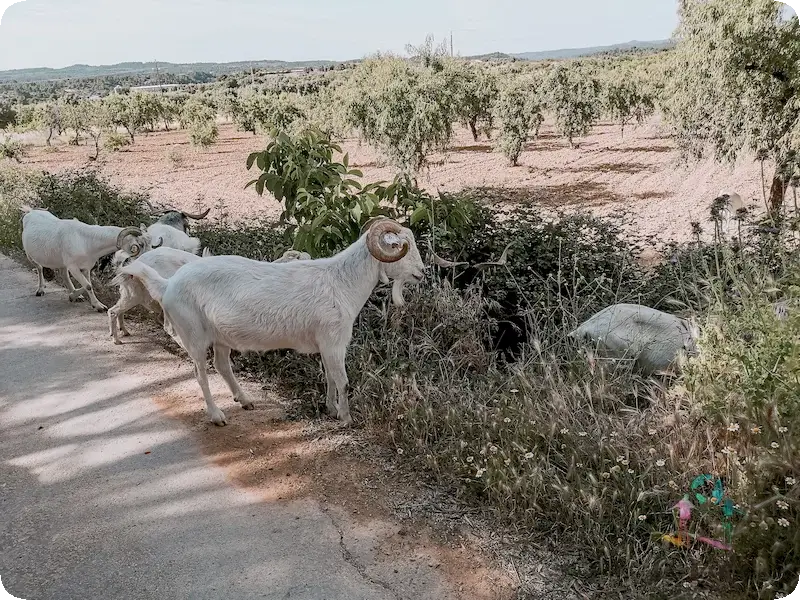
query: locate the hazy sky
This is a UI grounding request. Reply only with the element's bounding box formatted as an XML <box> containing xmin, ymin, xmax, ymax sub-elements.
<box><xmin>0</xmin><ymin>0</ymin><xmax>680</xmax><ymax>71</ymax></box>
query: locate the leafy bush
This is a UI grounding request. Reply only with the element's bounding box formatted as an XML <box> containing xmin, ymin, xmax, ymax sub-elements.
<box><xmin>602</xmin><ymin>77</ymin><xmax>655</xmax><ymax>139</ymax></box>
<box><xmin>342</xmin><ymin>56</ymin><xmax>456</xmax><ymax>173</ymax></box>
<box><xmin>189</xmin><ymin>119</ymin><xmax>219</xmax><ymax>147</ymax></box>
<box><xmin>0</xmin><ymin>138</ymin><xmax>26</xmax><ymax>163</ymax></box>
<box><xmin>494</xmin><ymin>77</ymin><xmax>543</xmax><ymax>166</ymax></box>
<box><xmin>545</xmin><ymin>63</ymin><xmax>601</xmax><ymax>148</ymax></box>
<box><xmin>104</xmin><ymin>132</ymin><xmax>132</xmax><ymax>152</ymax></box>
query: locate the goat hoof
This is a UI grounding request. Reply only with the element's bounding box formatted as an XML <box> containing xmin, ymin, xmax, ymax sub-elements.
<box><xmin>113</xmin><ymin>339</ymin><xmax>123</xmax><ymax>346</ymax></box>
<box><xmin>210</xmin><ymin>411</ymin><xmax>227</xmax><ymax>426</ymax></box>
<box><xmin>35</xmin><ymin>290</ymin><xmax>44</xmax><ymax>297</ymax></box>
<box><xmin>94</xmin><ymin>305</ymin><xmax>108</xmax><ymax>313</ymax></box>
<box><xmin>339</xmin><ymin>414</ymin><xmax>353</xmax><ymax>426</ymax></box>
<box><xmin>240</xmin><ymin>401</ymin><xmax>255</xmax><ymax>411</ymax></box>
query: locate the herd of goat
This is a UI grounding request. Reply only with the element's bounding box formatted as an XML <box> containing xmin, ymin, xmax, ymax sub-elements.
<box><xmin>17</xmin><ymin>193</ymin><xmax>726</xmax><ymax>428</ymax></box>
<box><xmin>20</xmin><ymin>205</ymin><xmax>424</xmax><ymax>425</ymax></box>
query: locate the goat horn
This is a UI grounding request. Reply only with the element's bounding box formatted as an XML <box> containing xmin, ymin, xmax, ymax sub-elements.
<box><xmin>152</xmin><ymin>237</ymin><xmax>163</xmax><ymax>249</ymax></box>
<box><xmin>182</xmin><ymin>207</ymin><xmax>211</xmax><ymax>220</ymax></box>
<box><xmin>366</xmin><ymin>220</ymin><xmax>409</xmax><ymax>264</ymax></box>
<box><xmin>116</xmin><ymin>227</ymin><xmax>143</xmax><ymax>250</ymax></box>
<box><xmin>360</xmin><ymin>215</ymin><xmax>390</xmax><ymax>236</ymax></box>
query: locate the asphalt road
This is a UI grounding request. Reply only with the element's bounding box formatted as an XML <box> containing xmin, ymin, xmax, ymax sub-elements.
<box><xmin>0</xmin><ymin>255</ymin><xmax>448</xmax><ymax>600</ymax></box>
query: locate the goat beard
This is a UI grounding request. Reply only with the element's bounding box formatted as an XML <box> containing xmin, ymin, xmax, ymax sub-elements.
<box><xmin>391</xmin><ymin>280</ymin><xmax>406</xmax><ymax>306</ymax></box>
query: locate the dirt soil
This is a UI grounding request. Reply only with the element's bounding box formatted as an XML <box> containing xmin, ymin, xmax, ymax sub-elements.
<box><xmin>20</xmin><ymin>117</ymin><xmax>771</xmax><ymax>252</ymax></box>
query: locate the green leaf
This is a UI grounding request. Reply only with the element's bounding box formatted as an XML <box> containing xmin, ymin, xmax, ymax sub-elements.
<box><xmin>410</xmin><ymin>205</ymin><xmax>429</xmax><ymax>226</ymax></box>
<box><xmin>255</xmin><ymin>178</ymin><xmax>265</xmax><ymax>196</ymax></box>
<box><xmin>246</xmin><ymin>152</ymin><xmax>258</xmax><ymax>170</ymax></box>
<box><xmin>351</xmin><ymin>204</ymin><xmax>363</xmax><ymax>223</ymax></box>
<box><xmin>343</xmin><ymin>153</ymin><xmax>349</xmax><ymax>168</ymax></box>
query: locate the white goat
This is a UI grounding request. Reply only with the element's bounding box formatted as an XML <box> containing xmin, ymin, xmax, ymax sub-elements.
<box><xmin>120</xmin><ymin>217</ymin><xmax>425</xmax><ymax>426</ymax></box>
<box><xmin>108</xmin><ymin>248</ymin><xmax>309</xmax><ymax>344</ymax></box>
<box><xmin>20</xmin><ymin>206</ymin><xmax>154</xmax><ymax>312</ymax></box>
<box><xmin>145</xmin><ymin>208</ymin><xmax>211</xmax><ymax>255</ymax></box>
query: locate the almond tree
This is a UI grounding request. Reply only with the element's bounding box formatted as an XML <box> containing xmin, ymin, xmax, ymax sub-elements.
<box><xmin>665</xmin><ymin>0</ymin><xmax>800</xmax><ymax>212</ymax></box>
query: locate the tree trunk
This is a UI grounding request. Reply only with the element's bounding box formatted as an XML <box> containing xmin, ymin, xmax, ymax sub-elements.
<box><xmin>126</xmin><ymin>127</ymin><xmax>135</xmax><ymax>144</ymax></box>
<box><xmin>768</xmin><ymin>171</ymin><xmax>789</xmax><ymax>213</ymax></box>
<box><xmin>46</xmin><ymin>127</ymin><xmax>53</xmax><ymax>146</ymax></box>
<box><xmin>469</xmin><ymin>119</ymin><xmax>478</xmax><ymax>142</ymax></box>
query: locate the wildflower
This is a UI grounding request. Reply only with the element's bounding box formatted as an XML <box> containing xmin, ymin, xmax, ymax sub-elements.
<box><xmin>561</xmin><ymin>444</ymin><xmax>567</xmax><ymax>450</ymax></box>
<box><xmin>475</xmin><ymin>468</ymin><xmax>487</xmax><ymax>478</ymax></box>
<box><xmin>397</xmin><ymin>448</ymin><xmax>404</xmax><ymax>455</ymax></box>
<box><xmin>777</xmin><ymin>501</ymin><xmax>789</xmax><ymax>511</ymax></box>
<box><xmin>503</xmin><ymin>417</ymin><xmax>512</xmax><ymax>424</ymax></box>
<box><xmin>751</xmin><ymin>426</ymin><xmax>762</xmax><ymax>434</ymax></box>
<box><xmin>668</xmin><ymin>480</ymin><xmax>678</xmax><ymax>490</ymax></box>
<box><xmin>727</xmin><ymin>423</ymin><xmax>740</xmax><ymax>432</ymax></box>
<box><xmin>578</xmin><ymin>432</ymin><xmax>588</xmax><ymax>437</ymax></box>
<box><xmin>610</xmin><ymin>432</ymin><xmax>617</xmax><ymax>438</ymax></box>
<box><xmin>771</xmin><ymin>442</ymin><xmax>780</xmax><ymax>449</ymax></box>
<box><xmin>778</xmin><ymin>518</ymin><xmax>790</xmax><ymax>528</ymax></box>
<box><xmin>602</xmin><ymin>472</ymin><xmax>611</xmax><ymax>479</ymax></box>
<box><xmin>504</xmin><ymin>459</ymin><xmax>511</xmax><ymax>466</ymax></box>
<box><xmin>721</xmin><ymin>446</ymin><xmax>735</xmax><ymax>455</ymax></box>
<box><xmin>621</xmin><ymin>460</ymin><xmax>629</xmax><ymax>466</ymax></box>
<box><xmin>616</xmin><ymin>456</ymin><xmax>625</xmax><ymax>463</ymax></box>
<box><xmin>397</xmin><ymin>414</ymin><xmax>405</xmax><ymax>420</ymax></box>
<box><xmin>786</xmin><ymin>477</ymin><xmax>796</xmax><ymax>486</ymax></box>
<box><xmin>509</xmin><ymin>389</ymin><xmax>519</xmax><ymax>394</ymax></box>
<box><xmin>648</xmin><ymin>429</ymin><xmax>657</xmax><ymax>436</ymax></box>
<box><xmin>489</xmin><ymin>445</ymin><xmax>498</xmax><ymax>454</ymax></box>
<box><xmin>627</xmin><ymin>469</ymin><xmax>635</xmax><ymax>475</ymax></box>
<box><xmin>759</xmin><ymin>521</ymin><xmax>769</xmax><ymax>531</ymax></box>
<box><xmin>638</xmin><ymin>515</ymin><xmax>647</xmax><ymax>522</ymax></box>
<box><xmin>577</xmin><ymin>463</ymin><xmax>584</xmax><ymax>468</ymax></box>
<box><xmin>656</xmin><ymin>459</ymin><xmax>666</xmax><ymax>467</ymax></box>
<box><xmin>560</xmin><ymin>428</ymin><xmax>569</xmax><ymax>435</ymax></box>
<box><xmin>778</xmin><ymin>427</ymin><xmax>788</xmax><ymax>434</ymax></box>
<box><xmin>524</xmin><ymin>452</ymin><xmax>534</xmax><ymax>460</ymax></box>
<box><xmin>466</xmin><ymin>456</ymin><xmax>474</xmax><ymax>463</ymax></box>
<box><xmin>611</xmin><ymin>466</ymin><xmax>621</xmax><ymax>474</ymax></box>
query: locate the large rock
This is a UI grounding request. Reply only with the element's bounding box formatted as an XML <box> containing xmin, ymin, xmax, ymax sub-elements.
<box><xmin>569</xmin><ymin>303</ymin><xmax>698</xmax><ymax>375</ymax></box>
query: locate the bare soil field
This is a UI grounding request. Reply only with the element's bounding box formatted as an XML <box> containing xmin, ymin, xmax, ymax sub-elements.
<box><xmin>20</xmin><ymin>117</ymin><xmax>767</xmax><ymax>248</ymax></box>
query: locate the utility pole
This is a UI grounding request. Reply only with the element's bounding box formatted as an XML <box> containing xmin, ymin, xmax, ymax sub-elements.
<box><xmin>450</xmin><ymin>30</ymin><xmax>454</xmax><ymax>57</ymax></box>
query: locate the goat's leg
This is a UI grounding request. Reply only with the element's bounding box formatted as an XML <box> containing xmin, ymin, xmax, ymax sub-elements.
<box><xmin>62</xmin><ymin>269</ymin><xmax>84</xmax><ymax>303</ymax></box>
<box><xmin>213</xmin><ymin>344</ymin><xmax>254</xmax><ymax>410</ymax></box>
<box><xmin>33</xmin><ymin>263</ymin><xmax>45</xmax><ymax>296</ymax></box>
<box><xmin>108</xmin><ymin>295</ymin><xmax>138</xmax><ymax>344</ymax></box>
<box><xmin>193</xmin><ymin>357</ymin><xmax>227</xmax><ymax>426</ymax></box>
<box><xmin>68</xmin><ymin>267</ymin><xmax>107</xmax><ymax>312</ymax></box>
<box><xmin>319</xmin><ymin>353</ymin><xmax>339</xmax><ymax>419</ymax></box>
<box><xmin>321</xmin><ymin>348</ymin><xmax>351</xmax><ymax>425</ymax></box>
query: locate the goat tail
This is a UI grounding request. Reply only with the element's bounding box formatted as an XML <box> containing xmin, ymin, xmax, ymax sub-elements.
<box><xmin>19</xmin><ymin>204</ymin><xmax>33</xmax><ymax>214</ymax></box>
<box><xmin>120</xmin><ymin>261</ymin><xmax>168</xmax><ymax>304</ymax></box>
<box><xmin>201</xmin><ymin>247</ymin><xmax>214</xmax><ymax>258</ymax></box>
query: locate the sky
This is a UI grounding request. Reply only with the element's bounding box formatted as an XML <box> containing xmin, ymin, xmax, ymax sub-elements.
<box><xmin>0</xmin><ymin>0</ymin><xmax>681</xmax><ymax>71</ymax></box>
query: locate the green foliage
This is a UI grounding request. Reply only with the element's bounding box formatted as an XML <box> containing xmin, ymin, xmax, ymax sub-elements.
<box><xmin>0</xmin><ymin>101</ymin><xmax>16</xmax><ymax>130</ymax></box>
<box><xmin>602</xmin><ymin>76</ymin><xmax>655</xmax><ymax>138</ymax></box>
<box><xmin>450</xmin><ymin>62</ymin><xmax>498</xmax><ymax>142</ymax></box>
<box><xmin>666</xmin><ymin>0</ymin><xmax>800</xmax><ymax>210</ymax></box>
<box><xmin>104</xmin><ymin>131</ymin><xmax>132</xmax><ymax>152</ymax></box>
<box><xmin>0</xmin><ymin>163</ymin><xmax>41</xmax><ymax>250</ymax></box>
<box><xmin>104</xmin><ymin>93</ymin><xmax>145</xmax><ymax>143</ymax></box>
<box><xmin>0</xmin><ymin>138</ymin><xmax>26</xmax><ymax>162</ymax></box>
<box><xmin>189</xmin><ymin>119</ymin><xmax>219</xmax><ymax>147</ymax></box>
<box><xmin>405</xmin><ymin>33</ymin><xmax>450</xmax><ymax>72</ymax></box>
<box><xmin>545</xmin><ymin>63</ymin><xmax>601</xmax><ymax>147</ymax></box>
<box><xmin>343</xmin><ymin>56</ymin><xmax>456</xmax><ymax>173</ymax></box>
<box><xmin>494</xmin><ymin>77</ymin><xmax>543</xmax><ymax>166</ymax></box>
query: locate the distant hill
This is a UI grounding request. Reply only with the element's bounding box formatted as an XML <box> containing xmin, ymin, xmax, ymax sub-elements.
<box><xmin>0</xmin><ymin>59</ymin><xmax>340</xmax><ymax>84</ymax></box>
<box><xmin>0</xmin><ymin>39</ymin><xmax>673</xmax><ymax>84</ymax></box>
<box><xmin>509</xmin><ymin>39</ymin><xmax>673</xmax><ymax>61</ymax></box>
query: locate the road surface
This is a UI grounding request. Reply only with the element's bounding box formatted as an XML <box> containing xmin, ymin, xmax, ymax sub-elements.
<box><xmin>0</xmin><ymin>255</ymin><xmax>461</xmax><ymax>600</ymax></box>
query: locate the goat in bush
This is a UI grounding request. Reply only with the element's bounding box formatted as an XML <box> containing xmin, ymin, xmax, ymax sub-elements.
<box><xmin>20</xmin><ymin>206</ymin><xmax>155</xmax><ymax>312</ymax></box>
<box><xmin>120</xmin><ymin>217</ymin><xmax>425</xmax><ymax>426</ymax></box>
<box><xmin>146</xmin><ymin>207</ymin><xmax>210</xmax><ymax>255</ymax></box>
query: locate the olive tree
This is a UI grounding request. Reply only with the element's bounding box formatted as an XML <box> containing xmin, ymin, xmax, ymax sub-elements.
<box><xmin>343</xmin><ymin>56</ymin><xmax>456</xmax><ymax>173</ymax></box>
<box><xmin>602</xmin><ymin>76</ymin><xmax>655</xmax><ymax>139</ymax></box>
<box><xmin>494</xmin><ymin>77</ymin><xmax>543</xmax><ymax>166</ymax></box>
<box><xmin>451</xmin><ymin>62</ymin><xmax>498</xmax><ymax>142</ymax></box>
<box><xmin>105</xmin><ymin>93</ymin><xmax>145</xmax><ymax>143</ymax></box>
<box><xmin>665</xmin><ymin>0</ymin><xmax>800</xmax><ymax>212</ymax></box>
<box><xmin>545</xmin><ymin>63</ymin><xmax>601</xmax><ymax>148</ymax></box>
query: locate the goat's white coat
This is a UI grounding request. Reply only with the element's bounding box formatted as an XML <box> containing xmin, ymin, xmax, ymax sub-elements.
<box><xmin>569</xmin><ymin>303</ymin><xmax>698</xmax><ymax>375</ymax></box>
<box><xmin>21</xmin><ymin>207</ymin><xmax>150</xmax><ymax>311</ymax></box>
<box><xmin>120</xmin><ymin>225</ymin><xmax>425</xmax><ymax>426</ymax></box>
<box><xmin>146</xmin><ymin>222</ymin><xmax>201</xmax><ymax>255</ymax></box>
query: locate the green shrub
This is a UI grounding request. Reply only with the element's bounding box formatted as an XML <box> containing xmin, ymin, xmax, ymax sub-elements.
<box><xmin>189</xmin><ymin>119</ymin><xmax>219</xmax><ymax>147</ymax></box>
<box><xmin>0</xmin><ymin>138</ymin><xmax>26</xmax><ymax>162</ymax></box>
<box><xmin>104</xmin><ymin>132</ymin><xmax>132</xmax><ymax>152</ymax></box>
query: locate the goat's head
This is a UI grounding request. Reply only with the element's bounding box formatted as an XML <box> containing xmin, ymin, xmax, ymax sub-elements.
<box><xmin>362</xmin><ymin>217</ymin><xmax>425</xmax><ymax>306</ymax></box>
<box><xmin>113</xmin><ymin>226</ymin><xmax>160</xmax><ymax>266</ymax></box>
<box><xmin>153</xmin><ymin>207</ymin><xmax>211</xmax><ymax>233</ymax></box>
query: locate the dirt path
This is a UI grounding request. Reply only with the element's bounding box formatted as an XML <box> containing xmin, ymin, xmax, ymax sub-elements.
<box><xmin>0</xmin><ymin>254</ymin><xmax>514</xmax><ymax>600</ymax></box>
<box><xmin>18</xmin><ymin>117</ymin><xmax>770</xmax><ymax>248</ymax></box>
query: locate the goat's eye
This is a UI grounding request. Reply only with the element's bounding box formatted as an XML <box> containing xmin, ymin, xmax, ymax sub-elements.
<box><xmin>131</xmin><ymin>244</ymin><xmax>140</xmax><ymax>255</ymax></box>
